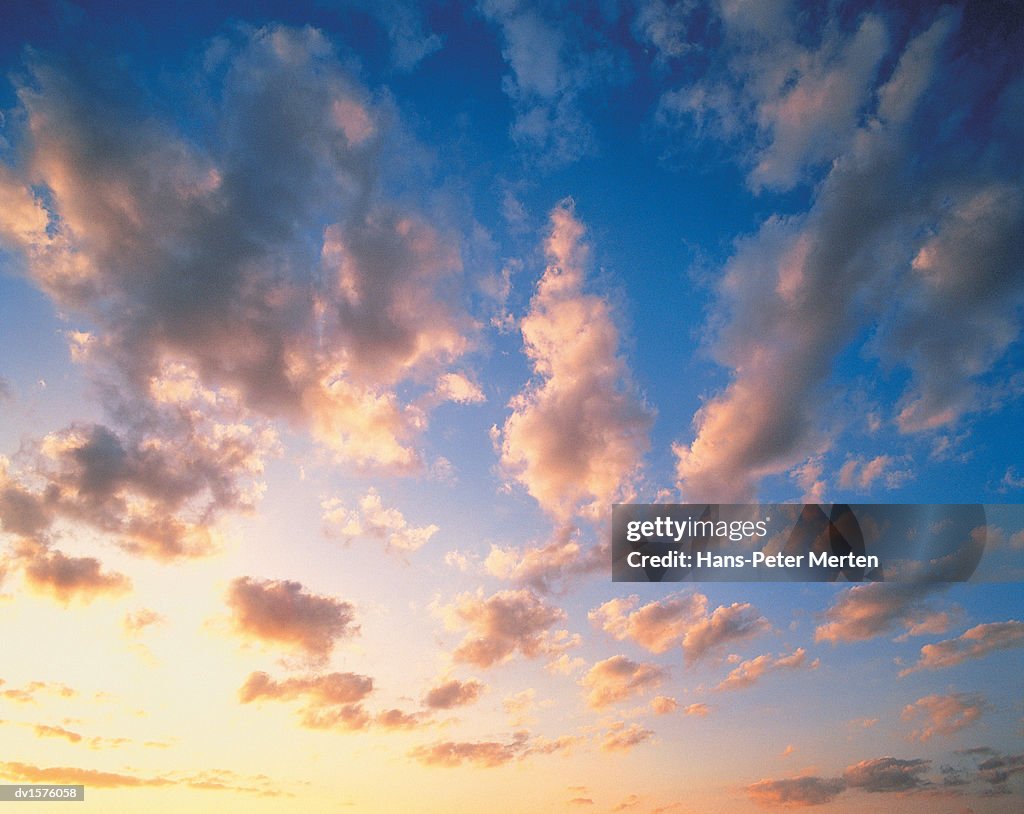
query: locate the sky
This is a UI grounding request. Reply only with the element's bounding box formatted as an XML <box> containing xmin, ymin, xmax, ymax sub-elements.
<box><xmin>0</xmin><ymin>0</ymin><xmax>1022</xmax><ymax>811</ymax></box>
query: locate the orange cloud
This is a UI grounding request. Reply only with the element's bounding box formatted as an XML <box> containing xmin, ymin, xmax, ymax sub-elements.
<box><xmin>815</xmin><ymin>583</ymin><xmax>949</xmax><ymax>644</ymax></box>
<box><xmin>590</xmin><ymin>591</ymin><xmax>769</xmax><ymax>662</ymax></box>
<box><xmin>600</xmin><ymin>722</ymin><xmax>654</xmax><ymax>753</ymax></box>
<box><xmin>485</xmin><ymin>526</ymin><xmax>606</xmax><ymax>593</ymax></box>
<box><xmin>422</xmin><ymin>678</ymin><xmax>485</xmax><ymax>710</ymax></box>
<box><xmin>580</xmin><ymin>656</ymin><xmax>665</xmax><ymax>709</ymax></box>
<box><xmin>33</xmin><ymin>724</ymin><xmax>82</xmax><ymax>743</ymax></box>
<box><xmin>901</xmin><ymin>692</ymin><xmax>986</xmax><ymax>741</ymax></box>
<box><xmin>17</xmin><ymin>542</ymin><xmax>130</xmax><ymax>605</ymax></box>
<box><xmin>239</xmin><ymin>671</ymin><xmax>374</xmax><ymax>732</ymax></box>
<box><xmin>715</xmin><ymin>648</ymin><xmax>817</xmax><ymax>692</ymax></box>
<box><xmin>440</xmin><ymin>588</ymin><xmax>569</xmax><ymax>668</ymax></box>
<box><xmin>226</xmin><ymin>577</ymin><xmax>358</xmax><ymax>660</ymax></box>
<box><xmin>899</xmin><ymin>620</ymin><xmax>1024</xmax><ymax>675</ymax></box>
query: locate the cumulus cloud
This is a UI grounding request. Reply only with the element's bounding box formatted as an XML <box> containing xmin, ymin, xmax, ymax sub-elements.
<box><xmin>600</xmin><ymin>722</ymin><xmax>654</xmax><ymax>753</ymax></box>
<box><xmin>814</xmin><ymin>583</ymin><xmax>949</xmax><ymax>644</ymax></box>
<box><xmin>0</xmin><ymin>25</ymin><xmax>474</xmax><ymax>473</ymax></box>
<box><xmin>238</xmin><ymin>670</ymin><xmax>373</xmax><ymax>732</ymax></box>
<box><xmin>590</xmin><ymin>591</ymin><xmax>769</xmax><ymax>661</ymax></box>
<box><xmin>650</xmin><ymin>695</ymin><xmax>678</xmax><ymax>715</ymax></box>
<box><xmin>746</xmin><ymin>775</ymin><xmax>846</xmax><ymax>807</ymax></box>
<box><xmin>899</xmin><ymin>620</ymin><xmax>1024</xmax><ymax>675</ymax></box>
<box><xmin>0</xmin><ymin>369</ymin><xmax>277</xmax><ymax>563</ymax></box>
<box><xmin>322</xmin><ymin>488</ymin><xmax>439</xmax><ymax>553</ymax></box>
<box><xmin>670</xmin><ymin>8</ymin><xmax>1024</xmax><ymax>500</ymax></box>
<box><xmin>485</xmin><ymin>526</ymin><xmax>606</xmax><ymax>593</ymax></box>
<box><xmin>437</xmin><ymin>588</ymin><xmax>570</xmax><ymax>668</ymax></box>
<box><xmin>580</xmin><ymin>656</ymin><xmax>666</xmax><ymax>709</ymax></box>
<box><xmin>422</xmin><ymin>678</ymin><xmax>485</xmax><ymax>710</ymax></box>
<box><xmin>715</xmin><ymin>647</ymin><xmax>817</xmax><ymax>692</ymax></box>
<box><xmin>901</xmin><ymin>693</ymin><xmax>986</xmax><ymax>742</ymax></box>
<box><xmin>226</xmin><ymin>577</ymin><xmax>358</xmax><ymax>661</ymax></box>
<box><xmin>498</xmin><ymin>201</ymin><xmax>653</xmax><ymax>520</ymax></box>
<box><xmin>15</xmin><ymin>542</ymin><xmax>130</xmax><ymax>605</ymax></box>
<box><xmin>842</xmin><ymin>757</ymin><xmax>930</xmax><ymax>793</ymax></box>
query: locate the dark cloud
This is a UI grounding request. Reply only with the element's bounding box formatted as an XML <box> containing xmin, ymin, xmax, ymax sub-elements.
<box><xmin>0</xmin><ymin>24</ymin><xmax>474</xmax><ymax>473</ymax></box>
<box><xmin>843</xmin><ymin>757</ymin><xmax>931</xmax><ymax>793</ymax></box>
<box><xmin>226</xmin><ymin>577</ymin><xmax>358</xmax><ymax>660</ymax></box>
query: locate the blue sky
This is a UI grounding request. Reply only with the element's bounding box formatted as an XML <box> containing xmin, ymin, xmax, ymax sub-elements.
<box><xmin>0</xmin><ymin>1</ymin><xmax>1022</xmax><ymax>811</ymax></box>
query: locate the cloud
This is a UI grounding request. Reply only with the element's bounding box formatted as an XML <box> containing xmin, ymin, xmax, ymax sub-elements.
<box><xmin>322</xmin><ymin>488</ymin><xmax>439</xmax><ymax>553</ymax></box>
<box><xmin>339</xmin><ymin>0</ymin><xmax>442</xmax><ymax>71</ymax></box>
<box><xmin>226</xmin><ymin>577</ymin><xmax>358</xmax><ymax>660</ymax></box>
<box><xmin>580</xmin><ymin>655</ymin><xmax>666</xmax><ymax>709</ymax></box>
<box><xmin>0</xmin><ymin>761</ymin><xmax>172</xmax><ymax>788</ymax></box>
<box><xmin>590</xmin><ymin>591</ymin><xmax>769</xmax><ymax>662</ymax></box>
<box><xmin>0</xmin><ymin>371</ymin><xmax>277</xmax><ymax>562</ymax></box>
<box><xmin>633</xmin><ymin>0</ymin><xmax>696</xmax><ymax>62</ymax></box>
<box><xmin>485</xmin><ymin>526</ymin><xmax>606</xmax><ymax>593</ymax></box>
<box><xmin>122</xmin><ymin>608</ymin><xmax>165</xmax><ymax>636</ymax></box>
<box><xmin>600</xmin><ymin>722</ymin><xmax>654</xmax><ymax>753</ymax></box>
<box><xmin>423</xmin><ymin>678</ymin><xmax>485</xmax><ymax>710</ymax></box>
<box><xmin>438</xmin><ymin>588</ymin><xmax>569</xmax><ymax>668</ymax></box>
<box><xmin>33</xmin><ymin>724</ymin><xmax>82</xmax><ymax>743</ymax></box>
<box><xmin>901</xmin><ymin>693</ymin><xmax>986</xmax><ymax>742</ymax></box>
<box><xmin>837</xmin><ymin>455</ymin><xmax>913</xmax><ymax>492</ymax></box>
<box><xmin>498</xmin><ymin>201</ymin><xmax>653</xmax><ymax>520</ymax></box>
<box><xmin>899</xmin><ymin>620</ymin><xmax>1024</xmax><ymax>675</ymax></box>
<box><xmin>842</xmin><ymin>757</ymin><xmax>930</xmax><ymax>793</ymax></box>
<box><xmin>238</xmin><ymin>671</ymin><xmax>373</xmax><ymax>732</ymax></box>
<box><xmin>671</xmin><ymin>8</ymin><xmax>1024</xmax><ymax>500</ymax></box>
<box><xmin>408</xmin><ymin>730</ymin><xmax>577</xmax><ymax>768</ymax></box>
<box><xmin>715</xmin><ymin>647</ymin><xmax>817</xmax><ymax>692</ymax></box>
<box><xmin>409</xmin><ymin>736</ymin><xmax>523</xmax><ymax>768</ymax></box>
<box><xmin>15</xmin><ymin>542</ymin><xmax>131</xmax><ymax>605</ymax></box>
<box><xmin>814</xmin><ymin>583</ymin><xmax>949</xmax><ymax>644</ymax></box>
<box><xmin>0</xmin><ymin>680</ymin><xmax>76</xmax><ymax>704</ymax></box>
<box><xmin>477</xmin><ymin>2</ymin><xmax>622</xmax><ymax>165</ymax></box>
<box><xmin>650</xmin><ymin>695</ymin><xmax>677</xmax><ymax>715</ymax></box>
<box><xmin>373</xmin><ymin>708</ymin><xmax>430</xmax><ymax>730</ymax></box>
<box><xmin>746</xmin><ymin>775</ymin><xmax>846</xmax><ymax>807</ymax></box>
<box><xmin>0</xmin><ymin>761</ymin><xmax>282</xmax><ymax>796</ymax></box>
<box><xmin>0</xmin><ymin>25</ymin><xmax>473</xmax><ymax>473</ymax></box>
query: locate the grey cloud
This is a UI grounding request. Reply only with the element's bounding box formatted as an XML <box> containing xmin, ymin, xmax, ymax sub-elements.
<box><xmin>0</xmin><ymin>24</ymin><xmax>473</xmax><ymax>472</ymax></box>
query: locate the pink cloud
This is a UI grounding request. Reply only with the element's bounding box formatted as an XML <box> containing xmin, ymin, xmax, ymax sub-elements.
<box><xmin>498</xmin><ymin>200</ymin><xmax>652</xmax><ymax>520</ymax></box>
<box><xmin>226</xmin><ymin>577</ymin><xmax>358</xmax><ymax>660</ymax></box>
